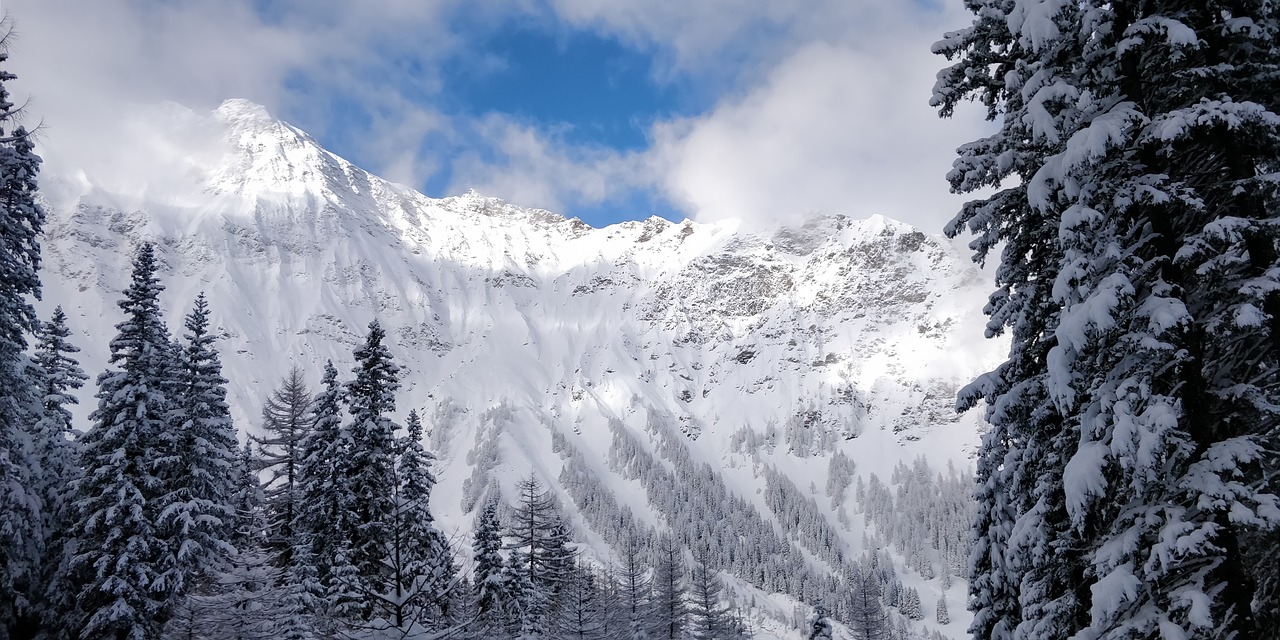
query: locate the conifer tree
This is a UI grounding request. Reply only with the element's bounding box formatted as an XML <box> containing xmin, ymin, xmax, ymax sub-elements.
<box><xmin>294</xmin><ymin>360</ymin><xmax>349</xmax><ymax>608</ymax></box>
<box><xmin>276</xmin><ymin>556</ymin><xmax>321</xmax><ymax>640</ymax></box>
<box><xmin>397</xmin><ymin>409</ymin><xmax>451</xmax><ymax>607</ymax></box>
<box><xmin>616</xmin><ymin>535</ymin><xmax>652</xmax><ymax>640</ymax></box>
<box><xmin>506</xmin><ymin>474</ymin><xmax>574</xmax><ymax>636</ymax></box>
<box><xmin>687</xmin><ymin>548</ymin><xmax>729</xmax><ymax>640</ymax></box>
<box><xmin>163</xmin><ymin>440</ymin><xmax>279</xmax><ymax>640</ymax></box>
<box><xmin>845</xmin><ymin>569</ymin><xmax>889</xmax><ymax>640</ymax></box>
<box><xmin>252</xmin><ymin>365</ymin><xmax>312</xmax><ymax>567</ymax></box>
<box><xmin>935</xmin><ymin>2</ymin><xmax>1280</xmax><ymax>637</ymax></box>
<box><xmin>934</xmin><ymin>594</ymin><xmax>948</xmax><ymax>625</ymax></box>
<box><xmin>554</xmin><ymin>561</ymin><xmax>606</xmax><ymax>640</ymax></box>
<box><xmin>340</xmin><ymin>320</ymin><xmax>401</xmax><ymax>615</ymax></box>
<box><xmin>30</xmin><ymin>306</ymin><xmax>86</xmax><ymax>519</ymax></box>
<box><xmin>28</xmin><ymin>306</ymin><xmax>87</xmax><ymax>634</ymax></box>
<box><xmin>472</xmin><ymin>495</ymin><xmax>508</xmax><ymax>635</ymax></box>
<box><xmin>156</xmin><ymin>292</ymin><xmax>240</xmax><ymax>598</ymax></box>
<box><xmin>376</xmin><ymin>408</ymin><xmax>452</xmax><ymax>630</ymax></box>
<box><xmin>502</xmin><ymin>548</ymin><xmax>534</xmax><ymax>638</ymax></box>
<box><xmin>70</xmin><ymin>243</ymin><xmax>175</xmax><ymax>639</ymax></box>
<box><xmin>807</xmin><ymin>606</ymin><xmax>832</xmax><ymax>640</ymax></box>
<box><xmin>648</xmin><ymin>535</ymin><xmax>687</xmax><ymax>640</ymax></box>
<box><xmin>0</xmin><ymin>33</ymin><xmax>48</xmax><ymax>640</ymax></box>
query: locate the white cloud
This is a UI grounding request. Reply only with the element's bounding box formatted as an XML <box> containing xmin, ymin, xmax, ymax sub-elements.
<box><xmin>649</xmin><ymin>36</ymin><xmax>991</xmax><ymax>231</ymax></box>
<box><xmin>5</xmin><ymin>0</ymin><xmax>994</xmax><ymax>235</ymax></box>
<box><xmin>4</xmin><ymin>0</ymin><xmax>465</xmax><ymax>193</ymax></box>
<box><xmin>484</xmin><ymin>0</ymin><xmax>995</xmax><ymax>232</ymax></box>
<box><xmin>448</xmin><ymin>114</ymin><xmax>655</xmax><ymax>214</ymax></box>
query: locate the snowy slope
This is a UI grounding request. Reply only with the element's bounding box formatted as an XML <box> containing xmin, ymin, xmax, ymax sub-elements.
<box><xmin>35</xmin><ymin>99</ymin><xmax>1002</xmax><ymax>639</ymax></box>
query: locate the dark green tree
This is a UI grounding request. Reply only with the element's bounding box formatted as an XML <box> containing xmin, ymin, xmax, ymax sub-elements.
<box><xmin>156</xmin><ymin>293</ymin><xmax>240</xmax><ymax>596</ymax></box>
<box><xmin>0</xmin><ymin>33</ymin><xmax>48</xmax><ymax>640</ymax></box>
<box><xmin>294</xmin><ymin>360</ymin><xmax>349</xmax><ymax>612</ymax></box>
<box><xmin>28</xmin><ymin>306</ymin><xmax>86</xmax><ymax>634</ymax></box>
<box><xmin>471</xmin><ymin>495</ymin><xmax>508</xmax><ymax>636</ymax></box>
<box><xmin>70</xmin><ymin>243</ymin><xmax>175</xmax><ymax>639</ymax></box>
<box><xmin>934</xmin><ymin>1</ymin><xmax>1280</xmax><ymax>637</ymax></box>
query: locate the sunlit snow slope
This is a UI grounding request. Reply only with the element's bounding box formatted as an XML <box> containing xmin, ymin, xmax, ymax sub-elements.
<box><xmin>35</xmin><ymin>99</ymin><xmax>1002</xmax><ymax>639</ymax></box>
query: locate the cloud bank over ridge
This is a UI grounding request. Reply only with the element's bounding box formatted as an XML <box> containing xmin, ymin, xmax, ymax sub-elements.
<box><xmin>9</xmin><ymin>0</ymin><xmax>990</xmax><ymax>232</ymax></box>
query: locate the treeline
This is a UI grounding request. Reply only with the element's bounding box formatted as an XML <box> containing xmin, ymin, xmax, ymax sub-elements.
<box><xmin>4</xmin><ymin>242</ymin><xmax>766</xmax><ymax>639</ymax></box>
<box><xmin>0</xmin><ymin>241</ymin><xmax>455</xmax><ymax>639</ymax></box>
<box><xmin>856</xmin><ymin>458</ymin><xmax>972</xmax><ymax>582</ymax></box>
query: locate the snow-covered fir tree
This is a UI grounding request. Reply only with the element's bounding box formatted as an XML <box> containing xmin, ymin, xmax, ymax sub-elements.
<box><xmin>69</xmin><ymin>243</ymin><xmax>176</xmax><ymax>639</ymax></box>
<box><xmin>502</xmin><ymin>548</ymin><xmax>534</xmax><ymax>638</ymax></box>
<box><xmin>807</xmin><ymin>605</ymin><xmax>832</xmax><ymax>640</ymax></box>
<box><xmin>252</xmin><ymin>365</ymin><xmax>312</xmax><ymax>568</ymax></box>
<box><xmin>163</xmin><ymin>441</ymin><xmax>279</xmax><ymax>640</ymax></box>
<box><xmin>0</xmin><ymin>34</ymin><xmax>48</xmax><ymax>640</ymax></box>
<box><xmin>374</xmin><ymin>407</ymin><xmax>453</xmax><ymax>630</ymax></box>
<box><xmin>156</xmin><ymin>292</ymin><xmax>240</xmax><ymax>597</ymax></box>
<box><xmin>935</xmin><ymin>1</ymin><xmax>1280</xmax><ymax>637</ymax></box>
<box><xmin>30</xmin><ymin>305</ymin><xmax>86</xmax><ymax>523</ymax></box>
<box><xmin>294</xmin><ymin>360</ymin><xmax>351</xmax><ymax>614</ymax></box>
<box><xmin>934</xmin><ymin>594</ymin><xmax>948</xmax><ymax>625</ymax></box>
<box><xmin>900</xmin><ymin>587</ymin><xmax>922</xmax><ymax>621</ymax></box>
<box><xmin>472</xmin><ymin>494</ymin><xmax>509</xmax><ymax>637</ymax></box>
<box><xmin>28</xmin><ymin>306</ymin><xmax>87</xmax><ymax>633</ymax></box>
<box><xmin>339</xmin><ymin>320</ymin><xmax>401</xmax><ymax>619</ymax></box>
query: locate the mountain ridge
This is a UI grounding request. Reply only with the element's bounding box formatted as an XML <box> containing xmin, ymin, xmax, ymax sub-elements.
<box><xmin>35</xmin><ymin>98</ymin><xmax>1000</xmax><ymax>638</ymax></box>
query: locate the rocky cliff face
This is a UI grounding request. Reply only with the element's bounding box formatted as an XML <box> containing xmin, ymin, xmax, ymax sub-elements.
<box><xmin>36</xmin><ymin>99</ymin><xmax>1001</xmax><ymax>638</ymax></box>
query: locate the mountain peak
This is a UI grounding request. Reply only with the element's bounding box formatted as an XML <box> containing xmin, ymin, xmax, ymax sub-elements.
<box><xmin>205</xmin><ymin>100</ymin><xmax>361</xmax><ymax>206</ymax></box>
<box><xmin>214</xmin><ymin>98</ymin><xmax>275</xmax><ymax>124</ymax></box>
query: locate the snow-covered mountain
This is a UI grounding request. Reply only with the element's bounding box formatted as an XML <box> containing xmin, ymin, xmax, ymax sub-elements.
<box><xmin>35</xmin><ymin>99</ymin><xmax>1001</xmax><ymax>638</ymax></box>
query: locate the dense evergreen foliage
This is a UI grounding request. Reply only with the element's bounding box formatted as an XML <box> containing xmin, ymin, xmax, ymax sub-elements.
<box><xmin>0</xmin><ymin>34</ymin><xmax>50</xmax><ymax>640</ymax></box>
<box><xmin>70</xmin><ymin>244</ymin><xmax>179</xmax><ymax>639</ymax></box>
<box><xmin>935</xmin><ymin>1</ymin><xmax>1280</xmax><ymax>637</ymax></box>
<box><xmin>27</xmin><ymin>8</ymin><xmax>1280</xmax><ymax>636</ymax></box>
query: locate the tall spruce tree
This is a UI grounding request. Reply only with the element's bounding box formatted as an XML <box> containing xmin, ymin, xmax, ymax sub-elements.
<box><xmin>29</xmin><ymin>306</ymin><xmax>86</xmax><ymax>634</ymax></box>
<box><xmin>156</xmin><ymin>293</ymin><xmax>239</xmax><ymax>598</ymax></box>
<box><xmin>294</xmin><ymin>360</ymin><xmax>349</xmax><ymax>609</ymax></box>
<box><xmin>30</xmin><ymin>306</ymin><xmax>85</xmax><ymax>522</ymax></box>
<box><xmin>70</xmin><ymin>243</ymin><xmax>175</xmax><ymax>639</ymax></box>
<box><xmin>389</xmin><ymin>409</ymin><xmax>452</xmax><ymax>627</ymax></box>
<box><xmin>0</xmin><ymin>34</ymin><xmax>47</xmax><ymax>640</ymax></box>
<box><xmin>163</xmin><ymin>440</ymin><xmax>278</xmax><ymax>640</ymax></box>
<box><xmin>340</xmin><ymin>320</ymin><xmax>401</xmax><ymax>619</ymax></box>
<box><xmin>935</xmin><ymin>1</ymin><xmax>1280</xmax><ymax>638</ymax></box>
<box><xmin>472</xmin><ymin>495</ymin><xmax>508</xmax><ymax>636</ymax></box>
<box><xmin>252</xmin><ymin>365</ymin><xmax>312</xmax><ymax>568</ymax></box>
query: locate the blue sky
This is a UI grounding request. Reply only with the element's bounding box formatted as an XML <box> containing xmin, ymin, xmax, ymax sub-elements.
<box><xmin>422</xmin><ymin>26</ymin><xmax>704</xmax><ymax>223</ymax></box>
<box><xmin>10</xmin><ymin>0</ymin><xmax>990</xmax><ymax>231</ymax></box>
